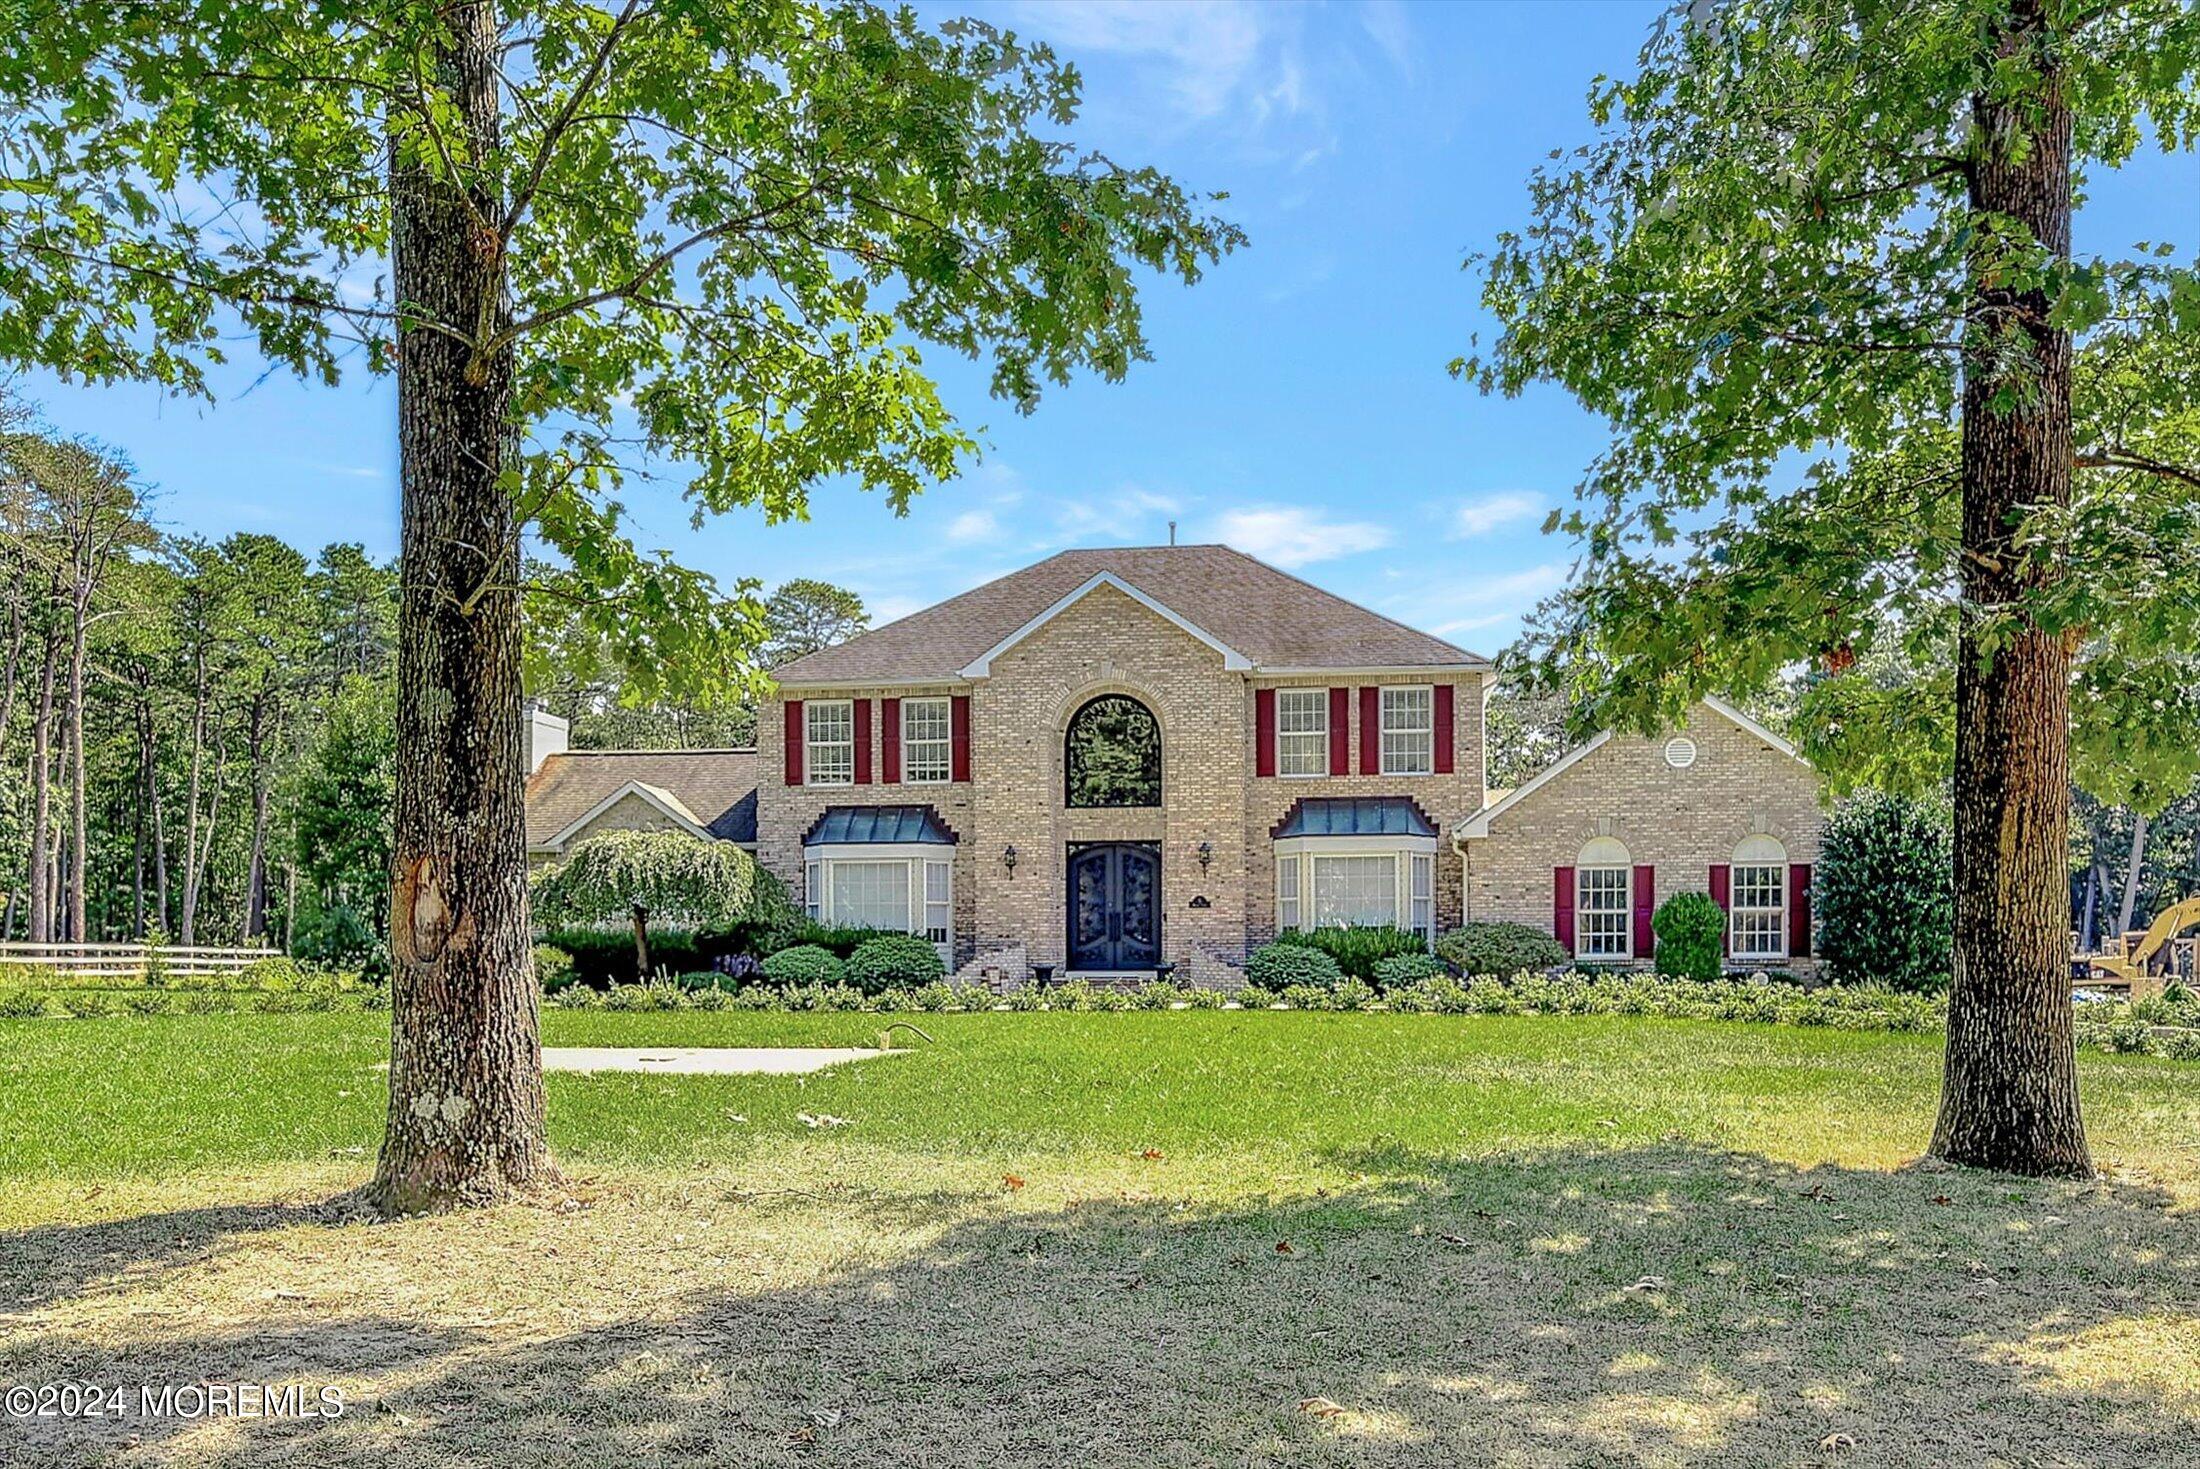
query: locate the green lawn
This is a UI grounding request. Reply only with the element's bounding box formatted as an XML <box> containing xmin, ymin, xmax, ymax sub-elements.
<box><xmin>2</xmin><ymin>1011</ymin><xmax>2196</xmax><ymax>1467</ymax></box>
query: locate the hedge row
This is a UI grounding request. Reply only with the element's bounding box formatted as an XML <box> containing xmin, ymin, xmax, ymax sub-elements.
<box><xmin>539</xmin><ymin>971</ymin><xmax>2200</xmax><ymax>1061</ymax></box>
<box><xmin>0</xmin><ymin>985</ymin><xmax>384</xmax><ymax>1018</ymax></box>
<box><xmin>6</xmin><ymin>972</ymin><xmax>2193</xmax><ymax>1063</ymax></box>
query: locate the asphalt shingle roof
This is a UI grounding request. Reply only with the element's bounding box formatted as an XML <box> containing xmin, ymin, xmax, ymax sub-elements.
<box><xmin>524</xmin><ymin>749</ymin><xmax>759</xmax><ymax>848</ymax></box>
<box><xmin>774</xmin><ymin>545</ymin><xmax>1484</xmax><ymax>687</ymax></box>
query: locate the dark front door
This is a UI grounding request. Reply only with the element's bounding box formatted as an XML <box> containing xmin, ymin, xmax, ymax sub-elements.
<box><xmin>1067</xmin><ymin>843</ymin><xmax>1161</xmax><ymax>972</ymax></box>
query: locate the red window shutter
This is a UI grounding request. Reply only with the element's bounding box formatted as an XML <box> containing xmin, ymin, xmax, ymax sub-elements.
<box><xmin>1328</xmin><ymin>687</ymin><xmax>1350</xmax><ymax>775</ymax></box>
<box><xmin>950</xmin><ymin>695</ymin><xmax>971</xmax><ymax>782</ymax></box>
<box><xmin>852</xmin><ymin>698</ymin><xmax>872</xmax><ymax>784</ymax></box>
<box><xmin>1255</xmin><ymin>688</ymin><xmax>1277</xmax><ymax>778</ymax></box>
<box><xmin>783</xmin><ymin>700</ymin><xmax>804</xmax><ymax>786</ymax></box>
<box><xmin>1789</xmin><ymin>863</ymin><xmax>1813</xmax><ymax>959</ymax></box>
<box><xmin>1634</xmin><ymin>864</ymin><xmax>1656</xmax><ymax>961</ymax></box>
<box><xmin>1709</xmin><ymin>863</ymin><xmax>1731</xmax><ymax>956</ymax></box>
<box><xmin>881</xmin><ymin>698</ymin><xmax>901</xmax><ymax>785</ymax></box>
<box><xmin>1434</xmin><ymin>683</ymin><xmax>1455</xmax><ymax>775</ymax></box>
<box><xmin>1553</xmin><ymin>865</ymin><xmax>1576</xmax><ymax>952</ymax></box>
<box><xmin>1359</xmin><ymin>686</ymin><xmax>1380</xmax><ymax>775</ymax></box>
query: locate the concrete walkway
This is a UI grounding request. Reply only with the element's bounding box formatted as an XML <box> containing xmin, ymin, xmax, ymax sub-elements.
<box><xmin>542</xmin><ymin>1046</ymin><xmax>897</xmax><ymax>1076</ymax></box>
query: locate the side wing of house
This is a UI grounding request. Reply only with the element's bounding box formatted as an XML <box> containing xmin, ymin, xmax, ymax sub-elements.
<box><xmin>1457</xmin><ymin>699</ymin><xmax>1825</xmax><ymax>970</ymax></box>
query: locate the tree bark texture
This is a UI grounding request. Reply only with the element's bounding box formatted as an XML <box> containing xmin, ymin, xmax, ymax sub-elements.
<box><xmin>1931</xmin><ymin>0</ymin><xmax>2091</xmax><ymax>1178</ymax></box>
<box><xmin>370</xmin><ymin>0</ymin><xmax>552</xmax><ymax>1212</ymax></box>
<box><xmin>26</xmin><ymin>626</ymin><xmax>57</xmax><ymax>944</ymax></box>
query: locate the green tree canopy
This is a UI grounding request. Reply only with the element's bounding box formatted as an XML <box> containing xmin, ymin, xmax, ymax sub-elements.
<box><xmin>1458</xmin><ymin>0</ymin><xmax>2200</xmax><ymax>1175</ymax></box>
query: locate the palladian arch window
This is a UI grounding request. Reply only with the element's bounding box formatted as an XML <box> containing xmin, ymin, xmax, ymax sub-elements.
<box><xmin>1064</xmin><ymin>695</ymin><xmax>1161</xmax><ymax>808</ymax></box>
<box><xmin>1575</xmin><ymin>836</ymin><xmax>1632</xmax><ymax>959</ymax></box>
<box><xmin>1730</xmin><ymin>835</ymin><xmax>1789</xmax><ymax>960</ymax></box>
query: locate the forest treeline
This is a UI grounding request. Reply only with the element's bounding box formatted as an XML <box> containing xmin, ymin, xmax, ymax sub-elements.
<box><xmin>0</xmin><ymin>406</ymin><xmax>865</xmax><ymax>964</ymax></box>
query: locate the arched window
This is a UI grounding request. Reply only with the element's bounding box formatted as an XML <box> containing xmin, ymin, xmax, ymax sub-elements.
<box><xmin>1065</xmin><ymin>695</ymin><xmax>1161</xmax><ymax>808</ymax></box>
<box><xmin>1575</xmin><ymin>836</ymin><xmax>1632</xmax><ymax>959</ymax></box>
<box><xmin>1730</xmin><ymin>835</ymin><xmax>1788</xmax><ymax>960</ymax></box>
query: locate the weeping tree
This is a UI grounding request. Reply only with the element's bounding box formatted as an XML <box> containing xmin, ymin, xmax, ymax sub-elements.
<box><xmin>5</xmin><ymin>0</ymin><xmax>1239</xmax><ymax>1209</ymax></box>
<box><xmin>532</xmin><ymin>829</ymin><xmax>787</xmax><ymax>977</ymax></box>
<box><xmin>1462</xmin><ymin>0</ymin><xmax>2200</xmax><ymax>1174</ymax></box>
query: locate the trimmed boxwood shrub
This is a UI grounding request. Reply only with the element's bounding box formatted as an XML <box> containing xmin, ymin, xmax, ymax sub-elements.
<box><xmin>1436</xmin><ymin>922</ymin><xmax>1568</xmax><ymax>976</ymax></box>
<box><xmin>1274</xmin><ymin>925</ymin><xmax>1426</xmax><ymax>980</ymax></box>
<box><xmin>1371</xmin><ymin>952</ymin><xmax>1448</xmax><ymax>989</ymax></box>
<box><xmin>844</xmin><ymin>934</ymin><xmax>946</xmax><ymax>995</ymax></box>
<box><xmin>1651</xmin><ymin>892</ymin><xmax>1725</xmax><ymax>982</ymax></box>
<box><xmin>1817</xmin><ymin>791</ymin><xmax>1954</xmax><ymax>993</ymax></box>
<box><xmin>788</xmin><ymin>921</ymin><xmax>902</xmax><ymax>959</ymax></box>
<box><xmin>760</xmin><ymin>944</ymin><xmax>846</xmax><ymax>986</ymax></box>
<box><xmin>1247</xmin><ymin>942</ymin><xmax>1343</xmax><ymax>991</ymax></box>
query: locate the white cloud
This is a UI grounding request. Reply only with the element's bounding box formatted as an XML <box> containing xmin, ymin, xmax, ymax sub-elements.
<box><xmin>1380</xmin><ymin>560</ymin><xmax>1572</xmax><ymax>641</ymax></box>
<box><xmin>946</xmin><ymin>509</ymin><xmax>1002</xmax><ymax>545</ymax></box>
<box><xmin>1010</xmin><ymin>1</ymin><xmax>1278</xmax><ymax>122</ymax></box>
<box><xmin>1448</xmin><ymin>492</ymin><xmax>1546</xmax><ymax>538</ymax></box>
<box><xmin>1357</xmin><ymin>1</ymin><xmax>1416</xmax><ymax>81</ymax></box>
<box><xmin>1206</xmin><ymin>504</ymin><xmax>1391</xmax><ymax>569</ymax></box>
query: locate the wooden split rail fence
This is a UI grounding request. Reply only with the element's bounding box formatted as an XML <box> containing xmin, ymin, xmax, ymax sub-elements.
<box><xmin>0</xmin><ymin>941</ymin><xmax>276</xmax><ymax>981</ymax></box>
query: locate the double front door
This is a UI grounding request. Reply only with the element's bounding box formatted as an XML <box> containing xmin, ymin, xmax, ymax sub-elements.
<box><xmin>1067</xmin><ymin>842</ymin><xmax>1160</xmax><ymax>973</ymax></box>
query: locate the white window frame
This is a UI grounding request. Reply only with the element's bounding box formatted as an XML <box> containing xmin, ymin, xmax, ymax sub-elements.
<box><xmin>1379</xmin><ymin>685</ymin><xmax>1434</xmax><ymax>776</ymax></box>
<box><xmin>900</xmin><ymin>697</ymin><xmax>952</xmax><ymax>784</ymax></box>
<box><xmin>1275</xmin><ymin>688</ymin><xmax>1328</xmax><ymax>779</ymax></box>
<box><xmin>1729</xmin><ymin>835</ymin><xmax>1788</xmax><ymax>962</ymax></box>
<box><xmin>1574</xmin><ymin>838</ymin><xmax>1632</xmax><ymax>960</ymax></box>
<box><xmin>805</xmin><ymin>699</ymin><xmax>855</xmax><ymax>787</ymax></box>
<box><xmin>800</xmin><ymin>842</ymin><xmax>954</xmax><ymax>964</ymax></box>
<box><xmin>1273</xmin><ymin>834</ymin><xmax>1438</xmax><ymax>945</ymax></box>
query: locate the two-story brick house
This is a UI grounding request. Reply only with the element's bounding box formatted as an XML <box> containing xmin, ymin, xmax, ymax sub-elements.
<box><xmin>531</xmin><ymin>542</ymin><xmax>1827</xmax><ymax>984</ymax></box>
<box><xmin>761</xmin><ymin>544</ymin><xmax>1495</xmax><ymax>985</ymax></box>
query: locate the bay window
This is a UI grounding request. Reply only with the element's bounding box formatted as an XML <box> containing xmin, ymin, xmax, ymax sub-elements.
<box><xmin>801</xmin><ymin>843</ymin><xmax>955</xmax><ymax>963</ymax></box>
<box><xmin>1273</xmin><ymin>835</ymin><xmax>1438</xmax><ymax>945</ymax></box>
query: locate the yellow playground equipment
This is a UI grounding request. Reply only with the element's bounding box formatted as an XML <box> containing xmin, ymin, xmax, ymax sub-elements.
<box><xmin>2076</xmin><ymin>895</ymin><xmax>2200</xmax><ymax>999</ymax></box>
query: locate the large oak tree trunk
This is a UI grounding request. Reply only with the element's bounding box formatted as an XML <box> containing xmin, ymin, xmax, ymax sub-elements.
<box><xmin>370</xmin><ymin>0</ymin><xmax>551</xmax><ymax>1212</ymax></box>
<box><xmin>1930</xmin><ymin>0</ymin><xmax>2090</xmax><ymax>1178</ymax></box>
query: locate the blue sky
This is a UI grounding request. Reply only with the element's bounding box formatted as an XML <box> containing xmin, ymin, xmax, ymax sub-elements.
<box><xmin>19</xmin><ymin>1</ymin><xmax>2197</xmax><ymax>658</ymax></box>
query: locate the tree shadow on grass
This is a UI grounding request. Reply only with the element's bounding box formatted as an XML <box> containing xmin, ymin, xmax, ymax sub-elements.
<box><xmin>0</xmin><ymin>1198</ymin><xmax>357</xmax><ymax>1314</ymax></box>
<box><xmin>5</xmin><ymin>1143</ymin><xmax>2197</xmax><ymax>1467</ymax></box>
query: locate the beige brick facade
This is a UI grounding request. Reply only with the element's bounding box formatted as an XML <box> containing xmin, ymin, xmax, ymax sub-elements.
<box><xmin>760</xmin><ymin>581</ymin><xmax>1489</xmax><ymax>979</ymax></box>
<box><xmin>1460</xmin><ymin>704</ymin><xmax>1825</xmax><ymax>970</ymax></box>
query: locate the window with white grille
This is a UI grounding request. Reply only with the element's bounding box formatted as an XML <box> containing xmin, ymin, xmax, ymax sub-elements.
<box><xmin>923</xmin><ymin>860</ymin><xmax>952</xmax><ymax>946</ymax></box>
<box><xmin>805</xmin><ymin>700</ymin><xmax>854</xmax><ymax>786</ymax></box>
<box><xmin>1276</xmin><ymin>689</ymin><xmax>1328</xmax><ymax>777</ymax></box>
<box><xmin>1276</xmin><ymin>853</ymin><xmax>1300</xmax><ymax>931</ymax></box>
<box><xmin>1576</xmin><ymin>863</ymin><xmax>1632</xmax><ymax>959</ymax></box>
<box><xmin>1409</xmin><ymin>853</ymin><xmax>1434</xmax><ymax>941</ymax></box>
<box><xmin>1380</xmin><ymin>686</ymin><xmax>1433</xmax><ymax>775</ymax></box>
<box><xmin>901</xmin><ymin>698</ymin><xmax>951</xmax><ymax>783</ymax></box>
<box><xmin>1730</xmin><ymin>835</ymin><xmax>1788</xmax><ymax>960</ymax></box>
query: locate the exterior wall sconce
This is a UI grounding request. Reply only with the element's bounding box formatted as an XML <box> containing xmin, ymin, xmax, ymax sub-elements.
<box><xmin>1002</xmin><ymin>844</ymin><xmax>1018</xmax><ymax>877</ymax></box>
<box><xmin>1196</xmin><ymin>841</ymin><xmax>1213</xmax><ymax>873</ymax></box>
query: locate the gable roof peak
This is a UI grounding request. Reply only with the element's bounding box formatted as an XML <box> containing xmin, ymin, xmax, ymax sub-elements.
<box><xmin>775</xmin><ymin>542</ymin><xmax>1487</xmax><ymax>687</ymax></box>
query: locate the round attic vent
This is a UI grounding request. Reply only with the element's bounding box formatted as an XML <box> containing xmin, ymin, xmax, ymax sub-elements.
<box><xmin>1664</xmin><ymin>736</ymin><xmax>1698</xmax><ymax>769</ymax></box>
